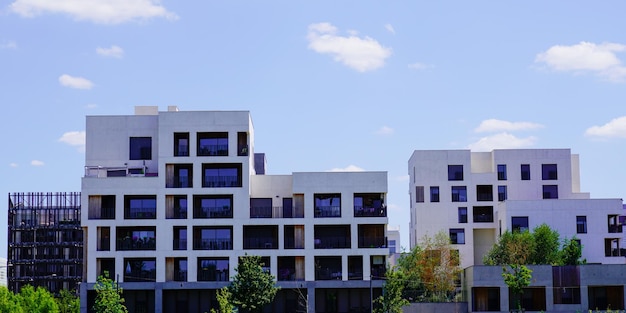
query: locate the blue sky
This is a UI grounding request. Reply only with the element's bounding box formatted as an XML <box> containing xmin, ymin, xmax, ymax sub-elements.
<box><xmin>2</xmin><ymin>1</ymin><xmax>626</xmax><ymax>257</ymax></box>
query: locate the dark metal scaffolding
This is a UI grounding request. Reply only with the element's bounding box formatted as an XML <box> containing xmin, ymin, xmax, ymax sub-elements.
<box><xmin>7</xmin><ymin>192</ymin><xmax>82</xmax><ymax>295</ymax></box>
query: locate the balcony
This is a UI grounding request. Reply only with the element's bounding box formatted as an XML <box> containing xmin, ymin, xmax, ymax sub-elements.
<box><xmin>194</xmin><ymin>206</ymin><xmax>232</xmax><ymax>218</ymax></box>
<box><xmin>117</xmin><ymin>237</ymin><xmax>156</xmax><ymax>251</ymax></box>
<box><xmin>123</xmin><ymin>259</ymin><xmax>156</xmax><ymax>282</ymax></box>
<box><xmin>314</xmin><ymin>206</ymin><xmax>341</xmax><ymax>218</ymax></box>
<box><xmin>198</xmin><ymin>144</ymin><xmax>228</xmax><ymax>156</ymax></box>
<box><xmin>203</xmin><ymin>176</ymin><xmax>240</xmax><ymax>188</ymax></box>
<box><xmin>315</xmin><ymin>256</ymin><xmax>342</xmax><ymax>280</ymax></box>
<box><xmin>358</xmin><ymin>236</ymin><xmax>387</xmax><ymax>249</ymax></box>
<box><xmin>84</xmin><ymin>165</ymin><xmax>157</xmax><ymax>178</ymax></box>
<box><xmin>194</xmin><ymin>239</ymin><xmax>232</xmax><ymax>250</ymax></box>
<box><xmin>243</xmin><ymin>226</ymin><xmax>278</xmax><ymax>249</ymax></box>
<box><xmin>354</xmin><ymin>206</ymin><xmax>387</xmax><ymax>217</ymax></box>
<box><xmin>473</xmin><ymin>206</ymin><xmax>494</xmax><ymax>223</ymax></box>
<box><xmin>244</xmin><ymin>237</ymin><xmax>278</xmax><ymax>249</ymax></box>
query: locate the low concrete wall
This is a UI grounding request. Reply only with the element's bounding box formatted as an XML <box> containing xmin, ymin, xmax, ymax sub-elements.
<box><xmin>402</xmin><ymin>302</ymin><xmax>468</xmax><ymax>313</ymax></box>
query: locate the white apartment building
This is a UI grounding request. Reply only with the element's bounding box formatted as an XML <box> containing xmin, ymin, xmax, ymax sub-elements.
<box><xmin>408</xmin><ymin>149</ymin><xmax>625</xmax><ymax>269</ymax></box>
<box><xmin>80</xmin><ymin>106</ymin><xmax>389</xmax><ymax>313</ymax></box>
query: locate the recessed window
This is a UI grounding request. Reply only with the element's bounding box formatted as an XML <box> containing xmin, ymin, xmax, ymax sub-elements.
<box><xmin>473</xmin><ymin>206</ymin><xmax>493</xmax><ymax>223</ymax></box>
<box><xmin>193</xmin><ymin>195</ymin><xmax>233</xmax><ymax>218</ymax></box>
<box><xmin>124</xmin><ymin>258</ymin><xmax>156</xmax><ymax>282</ymax></box>
<box><xmin>458</xmin><ymin>207</ymin><xmax>468</xmax><ymax>223</ymax></box>
<box><xmin>198</xmin><ymin>258</ymin><xmax>229</xmax><ymax>281</ymax></box>
<box><xmin>451</xmin><ymin>186</ymin><xmax>467</xmax><ymax>202</ymax></box>
<box><xmin>576</xmin><ymin>216</ymin><xmax>587</xmax><ymax>234</ymax></box>
<box><xmin>511</xmin><ymin>216</ymin><xmax>529</xmax><ymax>233</ymax></box>
<box><xmin>202</xmin><ymin>163</ymin><xmax>242</xmax><ymax>188</ymax></box>
<box><xmin>498</xmin><ymin>185</ymin><xmax>507</xmax><ymax>201</ymax></box>
<box><xmin>314</xmin><ymin>194</ymin><xmax>341</xmax><ymax>218</ymax></box>
<box><xmin>415</xmin><ymin>186</ymin><xmax>424</xmax><ymax>203</ymax></box>
<box><xmin>521</xmin><ymin>164</ymin><xmax>531</xmax><ymax>180</ymax></box>
<box><xmin>193</xmin><ymin>226</ymin><xmax>233</xmax><ymax>250</ymax></box>
<box><xmin>129</xmin><ymin>137</ymin><xmax>152</xmax><ymax>160</ymax></box>
<box><xmin>542</xmin><ymin>164</ymin><xmax>558</xmax><ymax>180</ymax></box>
<box><xmin>448</xmin><ymin>165</ymin><xmax>464</xmax><ymax>181</ymax></box>
<box><xmin>430</xmin><ymin>186</ymin><xmax>440</xmax><ymax>202</ymax></box>
<box><xmin>497</xmin><ymin>164</ymin><xmax>507</xmax><ymax>180</ymax></box>
<box><xmin>542</xmin><ymin>185</ymin><xmax>558</xmax><ymax>199</ymax></box>
<box><xmin>124</xmin><ymin>195</ymin><xmax>156</xmax><ymax>219</ymax></box>
<box><xmin>476</xmin><ymin>185</ymin><xmax>493</xmax><ymax>201</ymax></box>
<box><xmin>173</xmin><ymin>132</ymin><xmax>189</xmax><ymax>157</ymax></box>
<box><xmin>449</xmin><ymin>228</ymin><xmax>465</xmax><ymax>244</ymax></box>
<box><xmin>197</xmin><ymin>132</ymin><xmax>228</xmax><ymax>156</ymax></box>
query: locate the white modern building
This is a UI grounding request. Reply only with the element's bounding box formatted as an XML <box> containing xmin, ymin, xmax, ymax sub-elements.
<box><xmin>80</xmin><ymin>106</ymin><xmax>389</xmax><ymax>313</ymax></box>
<box><xmin>408</xmin><ymin>149</ymin><xmax>625</xmax><ymax>269</ymax></box>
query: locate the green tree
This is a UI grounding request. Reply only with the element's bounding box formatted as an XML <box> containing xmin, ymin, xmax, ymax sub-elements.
<box><xmin>18</xmin><ymin>285</ymin><xmax>60</xmax><ymax>313</ymax></box>
<box><xmin>210</xmin><ymin>287</ymin><xmax>234</xmax><ymax>313</ymax></box>
<box><xmin>93</xmin><ymin>271</ymin><xmax>128</xmax><ymax>313</ymax></box>
<box><xmin>228</xmin><ymin>255</ymin><xmax>279</xmax><ymax>313</ymax></box>
<box><xmin>56</xmin><ymin>289</ymin><xmax>80</xmax><ymax>313</ymax></box>
<box><xmin>0</xmin><ymin>286</ymin><xmax>23</xmax><ymax>313</ymax></box>
<box><xmin>502</xmin><ymin>264</ymin><xmax>532</xmax><ymax>311</ymax></box>
<box><xmin>483</xmin><ymin>230</ymin><xmax>534</xmax><ymax>265</ymax></box>
<box><xmin>559</xmin><ymin>237</ymin><xmax>584</xmax><ymax>265</ymax></box>
<box><xmin>530</xmin><ymin>224</ymin><xmax>560</xmax><ymax>265</ymax></box>
<box><xmin>374</xmin><ymin>268</ymin><xmax>409</xmax><ymax>313</ymax></box>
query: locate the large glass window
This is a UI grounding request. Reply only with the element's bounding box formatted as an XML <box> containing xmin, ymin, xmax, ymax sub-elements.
<box><xmin>542</xmin><ymin>164</ymin><xmax>558</xmax><ymax>180</ymax></box>
<box><xmin>129</xmin><ymin>137</ymin><xmax>152</xmax><ymax>160</ymax></box>
<box><xmin>116</xmin><ymin>227</ymin><xmax>156</xmax><ymax>250</ymax></box>
<box><xmin>193</xmin><ymin>226</ymin><xmax>232</xmax><ymax>250</ymax></box>
<box><xmin>476</xmin><ymin>185</ymin><xmax>493</xmax><ymax>201</ymax></box>
<box><xmin>542</xmin><ymin>185</ymin><xmax>558</xmax><ymax>199</ymax></box>
<box><xmin>497</xmin><ymin>164</ymin><xmax>507</xmax><ymax>180</ymax></box>
<box><xmin>202</xmin><ymin>163</ymin><xmax>242</xmax><ymax>187</ymax></box>
<box><xmin>198</xmin><ymin>258</ymin><xmax>229</xmax><ymax>281</ymax></box>
<box><xmin>576</xmin><ymin>216</ymin><xmax>587</xmax><ymax>234</ymax></box>
<box><xmin>197</xmin><ymin>132</ymin><xmax>228</xmax><ymax>156</ymax></box>
<box><xmin>430</xmin><ymin>186</ymin><xmax>440</xmax><ymax>202</ymax></box>
<box><xmin>451</xmin><ymin>186</ymin><xmax>467</xmax><ymax>202</ymax></box>
<box><xmin>250</xmin><ymin>198</ymin><xmax>273</xmax><ymax>218</ymax></box>
<box><xmin>449</xmin><ymin>228</ymin><xmax>465</xmax><ymax>244</ymax></box>
<box><xmin>193</xmin><ymin>195</ymin><xmax>233</xmax><ymax>218</ymax></box>
<box><xmin>314</xmin><ymin>194</ymin><xmax>341</xmax><ymax>218</ymax></box>
<box><xmin>473</xmin><ymin>206</ymin><xmax>494</xmax><ymax>223</ymax></box>
<box><xmin>512</xmin><ymin>216</ymin><xmax>529</xmax><ymax>233</ymax></box>
<box><xmin>124</xmin><ymin>195</ymin><xmax>156</xmax><ymax>219</ymax></box>
<box><xmin>124</xmin><ymin>258</ymin><xmax>156</xmax><ymax>282</ymax></box>
<box><xmin>521</xmin><ymin>164</ymin><xmax>531</xmax><ymax>180</ymax></box>
<box><xmin>448</xmin><ymin>165</ymin><xmax>464</xmax><ymax>181</ymax></box>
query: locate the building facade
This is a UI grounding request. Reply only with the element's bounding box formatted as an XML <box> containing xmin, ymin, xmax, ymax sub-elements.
<box><xmin>80</xmin><ymin>106</ymin><xmax>389</xmax><ymax>313</ymax></box>
<box><xmin>408</xmin><ymin>149</ymin><xmax>625</xmax><ymax>269</ymax></box>
<box><xmin>7</xmin><ymin>192</ymin><xmax>83</xmax><ymax>295</ymax></box>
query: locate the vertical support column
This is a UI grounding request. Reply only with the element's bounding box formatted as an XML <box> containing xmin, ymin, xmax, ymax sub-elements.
<box><xmin>155</xmin><ymin>285</ymin><xmax>163</xmax><ymax>313</ymax></box>
<box><xmin>307</xmin><ymin>285</ymin><xmax>315</xmax><ymax>313</ymax></box>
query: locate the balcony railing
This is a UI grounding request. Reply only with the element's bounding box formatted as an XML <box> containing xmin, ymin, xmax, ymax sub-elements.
<box><xmin>98</xmin><ymin>238</ymin><xmax>110</xmax><ymax>251</ymax></box>
<box><xmin>89</xmin><ymin>207</ymin><xmax>115</xmax><ymax>220</ymax></box>
<box><xmin>316</xmin><ymin>268</ymin><xmax>343</xmax><ymax>280</ymax></box>
<box><xmin>117</xmin><ymin>238</ymin><xmax>156</xmax><ymax>251</ymax></box>
<box><xmin>609</xmin><ymin>225</ymin><xmax>623</xmax><ymax>233</ymax></box>
<box><xmin>174</xmin><ymin>270</ymin><xmax>187</xmax><ymax>282</ymax></box>
<box><xmin>124</xmin><ymin>270</ymin><xmax>156</xmax><ymax>282</ymax></box>
<box><xmin>198</xmin><ymin>269</ymin><xmax>229</xmax><ymax>282</ymax></box>
<box><xmin>124</xmin><ymin>209</ymin><xmax>156</xmax><ymax>219</ymax></box>
<box><xmin>284</xmin><ymin>237</ymin><xmax>305</xmax><ymax>249</ymax></box>
<box><xmin>85</xmin><ymin>166</ymin><xmax>157</xmax><ymax>178</ymax></box>
<box><xmin>314</xmin><ymin>237</ymin><xmax>350</xmax><ymax>249</ymax></box>
<box><xmin>250</xmin><ymin>206</ymin><xmax>272</xmax><ymax>218</ymax></box>
<box><xmin>195</xmin><ymin>206</ymin><xmax>232</xmax><ymax>218</ymax></box>
<box><xmin>278</xmin><ymin>268</ymin><xmax>303</xmax><ymax>281</ymax></box>
<box><xmin>198</xmin><ymin>144</ymin><xmax>228</xmax><ymax>156</ymax></box>
<box><xmin>168</xmin><ymin>207</ymin><xmax>187</xmax><ymax>219</ymax></box>
<box><xmin>167</xmin><ymin>176</ymin><xmax>192</xmax><ymax>188</ymax></box>
<box><xmin>314</xmin><ymin>206</ymin><xmax>341</xmax><ymax>218</ymax></box>
<box><xmin>244</xmin><ymin>237</ymin><xmax>278</xmax><ymax>249</ymax></box>
<box><xmin>358</xmin><ymin>236</ymin><xmax>387</xmax><ymax>249</ymax></box>
<box><xmin>354</xmin><ymin>206</ymin><xmax>387</xmax><ymax>217</ymax></box>
<box><xmin>203</xmin><ymin>176</ymin><xmax>240</xmax><ymax>188</ymax></box>
<box><xmin>173</xmin><ymin>239</ymin><xmax>187</xmax><ymax>250</ymax></box>
<box><xmin>194</xmin><ymin>239</ymin><xmax>232</xmax><ymax>250</ymax></box>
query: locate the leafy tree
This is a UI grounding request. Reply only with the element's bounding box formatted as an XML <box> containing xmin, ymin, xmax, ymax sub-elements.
<box><xmin>0</xmin><ymin>286</ymin><xmax>23</xmax><ymax>313</ymax></box>
<box><xmin>530</xmin><ymin>224</ymin><xmax>560</xmax><ymax>265</ymax></box>
<box><xmin>397</xmin><ymin>231</ymin><xmax>461</xmax><ymax>302</ymax></box>
<box><xmin>502</xmin><ymin>264</ymin><xmax>532</xmax><ymax>311</ymax></box>
<box><xmin>559</xmin><ymin>237</ymin><xmax>584</xmax><ymax>265</ymax></box>
<box><xmin>56</xmin><ymin>289</ymin><xmax>80</xmax><ymax>313</ymax></box>
<box><xmin>93</xmin><ymin>271</ymin><xmax>128</xmax><ymax>313</ymax></box>
<box><xmin>483</xmin><ymin>230</ymin><xmax>534</xmax><ymax>265</ymax></box>
<box><xmin>210</xmin><ymin>287</ymin><xmax>234</xmax><ymax>313</ymax></box>
<box><xmin>18</xmin><ymin>285</ymin><xmax>60</xmax><ymax>313</ymax></box>
<box><xmin>228</xmin><ymin>255</ymin><xmax>279</xmax><ymax>313</ymax></box>
<box><xmin>374</xmin><ymin>268</ymin><xmax>409</xmax><ymax>313</ymax></box>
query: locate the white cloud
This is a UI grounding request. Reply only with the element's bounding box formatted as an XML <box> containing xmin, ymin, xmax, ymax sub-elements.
<box><xmin>467</xmin><ymin>133</ymin><xmax>537</xmax><ymax>152</ymax></box>
<box><xmin>86</xmin><ymin>103</ymin><xmax>98</xmax><ymax>109</ymax></box>
<box><xmin>9</xmin><ymin>163</ymin><xmax>18</xmax><ymax>168</ymax></box>
<box><xmin>96</xmin><ymin>45</ymin><xmax>124</xmax><ymax>58</ymax></box>
<box><xmin>535</xmin><ymin>41</ymin><xmax>626</xmax><ymax>82</ymax></box>
<box><xmin>328</xmin><ymin>165</ymin><xmax>365</xmax><ymax>172</ymax></box>
<box><xmin>375</xmin><ymin>126</ymin><xmax>394</xmax><ymax>135</ymax></box>
<box><xmin>475</xmin><ymin>119</ymin><xmax>544</xmax><ymax>133</ymax></box>
<box><xmin>59</xmin><ymin>74</ymin><xmax>94</xmax><ymax>89</ymax></box>
<box><xmin>384</xmin><ymin>24</ymin><xmax>395</xmax><ymax>35</ymax></box>
<box><xmin>31</xmin><ymin>160</ymin><xmax>44</xmax><ymax>166</ymax></box>
<box><xmin>10</xmin><ymin>0</ymin><xmax>178</xmax><ymax>24</ymax></box>
<box><xmin>59</xmin><ymin>131</ymin><xmax>86</xmax><ymax>152</ymax></box>
<box><xmin>307</xmin><ymin>22</ymin><xmax>392</xmax><ymax>72</ymax></box>
<box><xmin>408</xmin><ymin>62</ymin><xmax>433</xmax><ymax>70</ymax></box>
<box><xmin>585</xmin><ymin>116</ymin><xmax>626</xmax><ymax>139</ymax></box>
<box><xmin>1</xmin><ymin>41</ymin><xmax>17</xmax><ymax>49</ymax></box>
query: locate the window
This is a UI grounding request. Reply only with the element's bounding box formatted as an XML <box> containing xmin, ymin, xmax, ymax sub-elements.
<box><xmin>314</xmin><ymin>193</ymin><xmax>341</xmax><ymax>218</ymax></box>
<box><xmin>576</xmin><ymin>216</ymin><xmax>587</xmax><ymax>234</ymax></box>
<box><xmin>608</xmin><ymin>215</ymin><xmax>622</xmax><ymax>233</ymax></box>
<box><xmin>604</xmin><ymin>238</ymin><xmax>622</xmax><ymax>257</ymax></box>
<box><xmin>473</xmin><ymin>206</ymin><xmax>494</xmax><ymax>223</ymax></box>
<box><xmin>166</xmin><ymin>164</ymin><xmax>193</xmax><ymax>188</ymax></box>
<box><xmin>116</xmin><ymin>227</ymin><xmax>156</xmax><ymax>250</ymax></box>
<box><xmin>511</xmin><ymin>216</ymin><xmax>529</xmax><ymax>233</ymax></box>
<box><xmin>458</xmin><ymin>207</ymin><xmax>468</xmax><ymax>223</ymax></box>
<box><xmin>449</xmin><ymin>228</ymin><xmax>465</xmax><ymax>244</ymax></box>
<box><xmin>415</xmin><ymin>186</ymin><xmax>424</xmax><ymax>203</ymax></box>
<box><xmin>193</xmin><ymin>226</ymin><xmax>233</xmax><ymax>250</ymax></box>
<box><xmin>197</xmin><ymin>132</ymin><xmax>228</xmax><ymax>156</ymax></box>
<box><xmin>497</xmin><ymin>164</ymin><xmax>507</xmax><ymax>180</ymax></box>
<box><xmin>314</xmin><ymin>225</ymin><xmax>351</xmax><ymax>249</ymax></box>
<box><xmin>250</xmin><ymin>198</ymin><xmax>273</xmax><ymax>218</ymax></box>
<box><xmin>237</xmin><ymin>132</ymin><xmax>248</xmax><ymax>156</ymax></box>
<box><xmin>430</xmin><ymin>186</ymin><xmax>440</xmax><ymax>202</ymax></box>
<box><xmin>553</xmin><ymin>266</ymin><xmax>581</xmax><ymax>305</ymax></box>
<box><xmin>198</xmin><ymin>258</ymin><xmax>229</xmax><ymax>282</ymax></box>
<box><xmin>542</xmin><ymin>164</ymin><xmax>558</xmax><ymax>180</ymax></box>
<box><xmin>129</xmin><ymin>137</ymin><xmax>152</xmax><ymax>160</ymax></box>
<box><xmin>448</xmin><ymin>165</ymin><xmax>464</xmax><ymax>181</ymax></box>
<box><xmin>521</xmin><ymin>164</ymin><xmax>531</xmax><ymax>180</ymax></box>
<box><xmin>451</xmin><ymin>186</ymin><xmax>467</xmax><ymax>202</ymax></box>
<box><xmin>173</xmin><ymin>132</ymin><xmax>189</xmax><ymax>157</ymax></box>
<box><xmin>476</xmin><ymin>185</ymin><xmax>493</xmax><ymax>201</ymax></box>
<box><xmin>202</xmin><ymin>163</ymin><xmax>242</xmax><ymax>187</ymax></box>
<box><xmin>166</xmin><ymin>195</ymin><xmax>187</xmax><ymax>219</ymax></box>
<box><xmin>358</xmin><ymin>224</ymin><xmax>385</xmax><ymax>248</ymax></box>
<box><xmin>543</xmin><ymin>185</ymin><xmax>558</xmax><ymax>199</ymax></box>
<box><xmin>124</xmin><ymin>258</ymin><xmax>156</xmax><ymax>282</ymax></box>
<box><xmin>354</xmin><ymin>193</ymin><xmax>386</xmax><ymax>217</ymax></box>
<box><xmin>193</xmin><ymin>195</ymin><xmax>233</xmax><ymax>218</ymax></box>
<box><xmin>173</xmin><ymin>226</ymin><xmax>187</xmax><ymax>250</ymax></box>
<box><xmin>243</xmin><ymin>225</ymin><xmax>278</xmax><ymax>249</ymax></box>
<box><xmin>124</xmin><ymin>195</ymin><xmax>156</xmax><ymax>219</ymax></box>
<box><xmin>498</xmin><ymin>185</ymin><xmax>507</xmax><ymax>201</ymax></box>
<box><xmin>173</xmin><ymin>258</ymin><xmax>187</xmax><ymax>282</ymax></box>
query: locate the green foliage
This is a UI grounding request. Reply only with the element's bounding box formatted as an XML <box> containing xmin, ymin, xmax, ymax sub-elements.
<box><xmin>228</xmin><ymin>255</ymin><xmax>279</xmax><ymax>313</ymax></box>
<box><xmin>0</xmin><ymin>286</ymin><xmax>23</xmax><ymax>313</ymax></box>
<box><xmin>374</xmin><ymin>268</ymin><xmax>409</xmax><ymax>313</ymax></box>
<box><xmin>18</xmin><ymin>285</ymin><xmax>60</xmax><ymax>313</ymax></box>
<box><xmin>484</xmin><ymin>224</ymin><xmax>583</xmax><ymax>266</ymax></box>
<box><xmin>502</xmin><ymin>264</ymin><xmax>532</xmax><ymax>310</ymax></box>
<box><xmin>93</xmin><ymin>271</ymin><xmax>128</xmax><ymax>313</ymax></box>
<box><xmin>56</xmin><ymin>289</ymin><xmax>80</xmax><ymax>313</ymax></box>
<box><xmin>210</xmin><ymin>287</ymin><xmax>234</xmax><ymax>313</ymax></box>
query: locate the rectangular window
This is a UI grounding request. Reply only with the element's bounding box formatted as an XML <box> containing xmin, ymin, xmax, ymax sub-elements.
<box><xmin>576</xmin><ymin>216</ymin><xmax>587</xmax><ymax>234</ymax></box>
<box><xmin>173</xmin><ymin>132</ymin><xmax>189</xmax><ymax>157</ymax></box>
<box><xmin>608</xmin><ymin>215</ymin><xmax>622</xmax><ymax>233</ymax></box>
<box><xmin>166</xmin><ymin>195</ymin><xmax>187</xmax><ymax>219</ymax></box>
<box><xmin>116</xmin><ymin>227</ymin><xmax>156</xmax><ymax>251</ymax></box>
<box><xmin>415</xmin><ymin>186</ymin><xmax>424</xmax><ymax>203</ymax></box>
<box><xmin>543</xmin><ymin>185</ymin><xmax>558</xmax><ymax>199</ymax></box>
<box><xmin>476</xmin><ymin>185</ymin><xmax>493</xmax><ymax>201</ymax></box>
<box><xmin>542</xmin><ymin>164</ymin><xmax>558</xmax><ymax>180</ymax></box>
<box><xmin>202</xmin><ymin>163</ymin><xmax>242</xmax><ymax>188</ymax></box>
<box><xmin>250</xmin><ymin>198</ymin><xmax>273</xmax><ymax>218</ymax></box>
<box><xmin>511</xmin><ymin>216</ymin><xmax>529</xmax><ymax>233</ymax></box>
<box><xmin>198</xmin><ymin>258</ymin><xmax>229</xmax><ymax>282</ymax></box>
<box><xmin>237</xmin><ymin>132</ymin><xmax>248</xmax><ymax>156</ymax></box>
<box><xmin>166</xmin><ymin>164</ymin><xmax>193</xmax><ymax>188</ymax></box>
<box><xmin>498</xmin><ymin>185</ymin><xmax>507</xmax><ymax>201</ymax></box>
<box><xmin>129</xmin><ymin>137</ymin><xmax>152</xmax><ymax>160</ymax></box>
<box><xmin>314</xmin><ymin>193</ymin><xmax>341</xmax><ymax>218</ymax></box>
<box><xmin>124</xmin><ymin>195</ymin><xmax>156</xmax><ymax>219</ymax></box>
<box><xmin>193</xmin><ymin>195</ymin><xmax>233</xmax><ymax>218</ymax></box>
<box><xmin>497</xmin><ymin>164</ymin><xmax>507</xmax><ymax>180</ymax></box>
<box><xmin>521</xmin><ymin>164</ymin><xmax>531</xmax><ymax>180</ymax></box>
<box><xmin>123</xmin><ymin>258</ymin><xmax>156</xmax><ymax>282</ymax></box>
<box><xmin>193</xmin><ymin>226</ymin><xmax>233</xmax><ymax>250</ymax></box>
<box><xmin>448</xmin><ymin>165</ymin><xmax>464</xmax><ymax>181</ymax></box>
<box><xmin>449</xmin><ymin>228</ymin><xmax>465</xmax><ymax>244</ymax></box>
<box><xmin>197</xmin><ymin>132</ymin><xmax>228</xmax><ymax>156</ymax></box>
<box><xmin>173</xmin><ymin>226</ymin><xmax>187</xmax><ymax>250</ymax></box>
<box><xmin>243</xmin><ymin>225</ymin><xmax>279</xmax><ymax>249</ymax></box>
<box><xmin>458</xmin><ymin>207</ymin><xmax>468</xmax><ymax>223</ymax></box>
<box><xmin>473</xmin><ymin>206</ymin><xmax>494</xmax><ymax>223</ymax></box>
<box><xmin>430</xmin><ymin>186</ymin><xmax>440</xmax><ymax>202</ymax></box>
<box><xmin>451</xmin><ymin>186</ymin><xmax>467</xmax><ymax>202</ymax></box>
